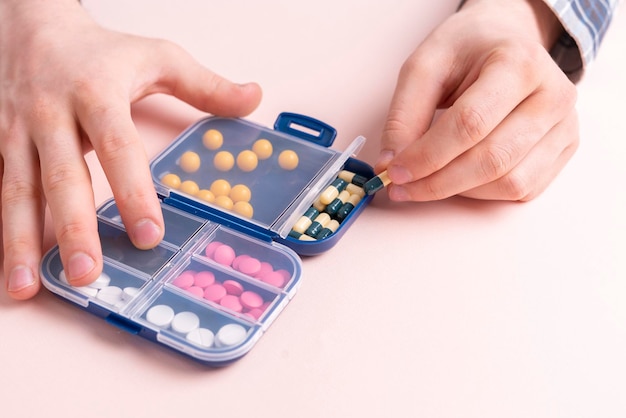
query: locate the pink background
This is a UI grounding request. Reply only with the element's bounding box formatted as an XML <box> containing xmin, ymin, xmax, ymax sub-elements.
<box><xmin>2</xmin><ymin>1</ymin><xmax>625</xmax><ymax>417</ymax></box>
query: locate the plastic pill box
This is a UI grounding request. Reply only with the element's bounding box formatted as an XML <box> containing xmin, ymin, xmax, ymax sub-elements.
<box><xmin>40</xmin><ymin>113</ymin><xmax>374</xmax><ymax>366</ymax></box>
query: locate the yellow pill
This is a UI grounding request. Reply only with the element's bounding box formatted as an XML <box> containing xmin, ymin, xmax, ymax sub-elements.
<box><xmin>180</xmin><ymin>180</ymin><xmax>200</xmax><ymax>195</ymax></box>
<box><xmin>210</xmin><ymin>179</ymin><xmax>231</xmax><ymax>197</ymax></box>
<box><xmin>197</xmin><ymin>189</ymin><xmax>216</xmax><ymax>203</ymax></box>
<box><xmin>214</xmin><ymin>151</ymin><xmax>235</xmax><ymax>171</ymax></box>
<box><xmin>203</xmin><ymin>129</ymin><xmax>223</xmax><ymax>150</ymax></box>
<box><xmin>252</xmin><ymin>139</ymin><xmax>273</xmax><ymax>160</ymax></box>
<box><xmin>161</xmin><ymin>173</ymin><xmax>181</xmax><ymax>189</ymax></box>
<box><xmin>229</xmin><ymin>184</ymin><xmax>252</xmax><ymax>203</ymax></box>
<box><xmin>179</xmin><ymin>151</ymin><xmax>201</xmax><ymax>173</ymax></box>
<box><xmin>233</xmin><ymin>201</ymin><xmax>254</xmax><ymax>218</ymax></box>
<box><xmin>236</xmin><ymin>150</ymin><xmax>258</xmax><ymax>172</ymax></box>
<box><xmin>278</xmin><ymin>150</ymin><xmax>299</xmax><ymax>170</ymax></box>
<box><xmin>214</xmin><ymin>195</ymin><xmax>234</xmax><ymax>210</ymax></box>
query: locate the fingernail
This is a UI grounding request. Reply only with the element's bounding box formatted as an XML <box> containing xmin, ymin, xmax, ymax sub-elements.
<box><xmin>131</xmin><ymin>219</ymin><xmax>162</xmax><ymax>249</ymax></box>
<box><xmin>387</xmin><ymin>165</ymin><xmax>413</xmax><ymax>184</ymax></box>
<box><xmin>67</xmin><ymin>252</ymin><xmax>96</xmax><ymax>282</ymax></box>
<box><xmin>375</xmin><ymin>151</ymin><xmax>395</xmax><ymax>168</ymax></box>
<box><xmin>8</xmin><ymin>265</ymin><xmax>36</xmax><ymax>293</ymax></box>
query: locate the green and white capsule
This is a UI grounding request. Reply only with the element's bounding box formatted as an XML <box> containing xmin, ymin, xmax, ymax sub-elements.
<box><xmin>305</xmin><ymin>213</ymin><xmax>331</xmax><ymax>238</ymax></box>
<box><xmin>288</xmin><ymin>229</ymin><xmax>317</xmax><ymax>241</ymax></box>
<box><xmin>337</xmin><ymin>170</ymin><xmax>368</xmax><ymax>187</ymax></box>
<box><xmin>363</xmin><ymin>170</ymin><xmax>391</xmax><ymax>195</ymax></box>
<box><xmin>324</xmin><ymin>190</ymin><xmax>350</xmax><ymax>216</ymax></box>
<box><xmin>319</xmin><ymin>178</ymin><xmax>348</xmax><ymax>205</ymax></box>
<box><xmin>345</xmin><ymin>183</ymin><xmax>365</xmax><ymax>198</ymax></box>
<box><xmin>335</xmin><ymin>194</ymin><xmax>362</xmax><ymax>222</ymax></box>
<box><xmin>315</xmin><ymin>219</ymin><xmax>341</xmax><ymax>240</ymax></box>
<box><xmin>291</xmin><ymin>207</ymin><xmax>319</xmax><ymax>234</ymax></box>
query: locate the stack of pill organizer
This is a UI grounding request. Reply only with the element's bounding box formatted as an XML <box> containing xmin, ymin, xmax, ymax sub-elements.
<box><xmin>40</xmin><ymin>113</ymin><xmax>374</xmax><ymax>366</ymax></box>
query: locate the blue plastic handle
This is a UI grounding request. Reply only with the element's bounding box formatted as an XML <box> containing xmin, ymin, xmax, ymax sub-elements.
<box><xmin>273</xmin><ymin>112</ymin><xmax>337</xmax><ymax>148</ymax></box>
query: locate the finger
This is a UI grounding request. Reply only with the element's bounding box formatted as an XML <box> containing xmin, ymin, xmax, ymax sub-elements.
<box><xmin>137</xmin><ymin>39</ymin><xmax>262</xmax><ymax>117</ymax></box>
<box><xmin>377</xmin><ymin>46</ymin><xmax>449</xmax><ymax>172</ymax></box>
<box><xmin>388</xmin><ymin>71</ymin><xmax>577</xmax><ymax>201</ymax></box>
<box><xmin>2</xmin><ymin>131</ymin><xmax>44</xmax><ymax>299</ymax></box>
<box><xmin>387</xmin><ymin>45</ymin><xmax>545</xmax><ymax>186</ymax></box>
<box><xmin>32</xmin><ymin>114</ymin><xmax>103</xmax><ymax>287</ymax></box>
<box><xmin>459</xmin><ymin>110</ymin><xmax>579</xmax><ymax>201</ymax></box>
<box><xmin>75</xmin><ymin>94</ymin><xmax>164</xmax><ymax>251</ymax></box>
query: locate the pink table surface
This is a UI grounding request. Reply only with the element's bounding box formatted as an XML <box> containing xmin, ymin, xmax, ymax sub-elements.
<box><xmin>2</xmin><ymin>1</ymin><xmax>625</xmax><ymax>417</ymax></box>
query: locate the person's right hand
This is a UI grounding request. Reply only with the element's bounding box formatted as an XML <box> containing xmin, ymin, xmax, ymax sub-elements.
<box><xmin>0</xmin><ymin>0</ymin><xmax>262</xmax><ymax>300</ymax></box>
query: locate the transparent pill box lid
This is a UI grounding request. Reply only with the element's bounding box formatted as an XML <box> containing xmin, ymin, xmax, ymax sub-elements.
<box><xmin>40</xmin><ymin>113</ymin><xmax>374</xmax><ymax>366</ymax></box>
<box><xmin>150</xmin><ymin>113</ymin><xmax>368</xmax><ymax>246</ymax></box>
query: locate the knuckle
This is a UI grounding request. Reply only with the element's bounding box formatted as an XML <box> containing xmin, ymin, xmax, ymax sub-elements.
<box><xmin>2</xmin><ymin>177</ymin><xmax>42</xmax><ymax>207</ymax></box>
<box><xmin>114</xmin><ymin>186</ymin><xmax>156</xmax><ymax>212</ymax></box>
<box><xmin>383</xmin><ymin>109</ymin><xmax>413</xmax><ymax>148</ymax></box>
<box><xmin>96</xmin><ymin>130</ymin><xmax>135</xmax><ymax>166</ymax></box>
<box><xmin>477</xmin><ymin>144</ymin><xmax>513</xmax><ymax>181</ymax></box>
<box><xmin>454</xmin><ymin>104</ymin><xmax>488</xmax><ymax>146</ymax></box>
<box><xmin>43</xmin><ymin>160</ymin><xmax>84</xmax><ymax>194</ymax></box>
<box><xmin>499</xmin><ymin>171</ymin><xmax>532</xmax><ymax>201</ymax></box>
<box><xmin>2</xmin><ymin>235</ymin><xmax>34</xmax><ymax>259</ymax></box>
<box><xmin>55</xmin><ymin>218</ymin><xmax>92</xmax><ymax>245</ymax></box>
<box><xmin>422</xmin><ymin>178</ymin><xmax>448</xmax><ymax>201</ymax></box>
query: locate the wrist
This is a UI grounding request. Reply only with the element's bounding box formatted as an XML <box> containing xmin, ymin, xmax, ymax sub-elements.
<box><xmin>459</xmin><ymin>0</ymin><xmax>563</xmax><ymax>50</ymax></box>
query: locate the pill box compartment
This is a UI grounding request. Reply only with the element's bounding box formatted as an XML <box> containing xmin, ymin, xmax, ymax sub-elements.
<box><xmin>40</xmin><ymin>113</ymin><xmax>372</xmax><ymax>365</ymax></box>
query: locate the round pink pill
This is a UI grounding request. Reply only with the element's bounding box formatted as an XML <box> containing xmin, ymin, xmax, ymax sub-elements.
<box><xmin>223</xmin><ymin>279</ymin><xmax>244</xmax><ymax>296</ymax></box>
<box><xmin>213</xmin><ymin>244</ymin><xmax>236</xmax><ymax>266</ymax></box>
<box><xmin>259</xmin><ymin>271</ymin><xmax>286</xmax><ymax>288</ymax></box>
<box><xmin>194</xmin><ymin>271</ymin><xmax>215</xmax><ymax>288</ymax></box>
<box><xmin>186</xmin><ymin>286</ymin><xmax>205</xmax><ymax>298</ymax></box>
<box><xmin>231</xmin><ymin>254</ymin><xmax>246</xmax><ymax>271</ymax></box>
<box><xmin>220</xmin><ymin>294</ymin><xmax>243</xmax><ymax>313</ymax></box>
<box><xmin>254</xmin><ymin>261</ymin><xmax>274</xmax><ymax>278</ymax></box>
<box><xmin>275</xmin><ymin>269</ymin><xmax>291</xmax><ymax>282</ymax></box>
<box><xmin>205</xmin><ymin>241</ymin><xmax>223</xmax><ymax>259</ymax></box>
<box><xmin>237</xmin><ymin>256</ymin><xmax>261</xmax><ymax>276</ymax></box>
<box><xmin>245</xmin><ymin>308</ymin><xmax>264</xmax><ymax>320</ymax></box>
<box><xmin>240</xmin><ymin>291</ymin><xmax>264</xmax><ymax>310</ymax></box>
<box><xmin>203</xmin><ymin>283</ymin><xmax>227</xmax><ymax>303</ymax></box>
<box><xmin>172</xmin><ymin>271</ymin><xmax>195</xmax><ymax>289</ymax></box>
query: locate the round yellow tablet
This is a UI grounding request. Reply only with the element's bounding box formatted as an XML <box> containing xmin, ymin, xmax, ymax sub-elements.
<box><xmin>161</xmin><ymin>173</ymin><xmax>181</xmax><ymax>189</ymax></box>
<box><xmin>196</xmin><ymin>189</ymin><xmax>216</xmax><ymax>203</ymax></box>
<box><xmin>233</xmin><ymin>201</ymin><xmax>254</xmax><ymax>218</ymax></box>
<box><xmin>180</xmin><ymin>180</ymin><xmax>200</xmax><ymax>195</ymax></box>
<box><xmin>236</xmin><ymin>150</ymin><xmax>258</xmax><ymax>172</ymax></box>
<box><xmin>203</xmin><ymin>129</ymin><xmax>223</xmax><ymax>150</ymax></box>
<box><xmin>229</xmin><ymin>184</ymin><xmax>252</xmax><ymax>203</ymax></box>
<box><xmin>278</xmin><ymin>150</ymin><xmax>299</xmax><ymax>170</ymax></box>
<box><xmin>252</xmin><ymin>139</ymin><xmax>273</xmax><ymax>160</ymax></box>
<box><xmin>179</xmin><ymin>151</ymin><xmax>201</xmax><ymax>173</ymax></box>
<box><xmin>210</xmin><ymin>179</ymin><xmax>231</xmax><ymax>197</ymax></box>
<box><xmin>213</xmin><ymin>151</ymin><xmax>235</xmax><ymax>171</ymax></box>
<box><xmin>214</xmin><ymin>195</ymin><xmax>234</xmax><ymax>210</ymax></box>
